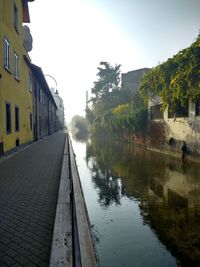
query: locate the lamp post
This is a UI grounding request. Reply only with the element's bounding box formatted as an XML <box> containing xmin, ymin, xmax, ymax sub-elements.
<box><xmin>44</xmin><ymin>74</ymin><xmax>58</xmax><ymax>92</ymax></box>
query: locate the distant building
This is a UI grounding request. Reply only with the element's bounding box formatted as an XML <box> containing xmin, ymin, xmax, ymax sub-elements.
<box><xmin>50</xmin><ymin>88</ymin><xmax>65</xmax><ymax>130</ymax></box>
<box><xmin>25</xmin><ymin>63</ymin><xmax>57</xmax><ymax>140</ymax></box>
<box><xmin>0</xmin><ymin>0</ymin><xmax>35</xmax><ymax>155</ymax></box>
<box><xmin>121</xmin><ymin>68</ymin><xmax>151</xmax><ymax>93</ymax></box>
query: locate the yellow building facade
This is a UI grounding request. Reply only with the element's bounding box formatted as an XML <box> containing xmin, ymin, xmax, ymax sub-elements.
<box><xmin>0</xmin><ymin>0</ymin><xmax>34</xmax><ymax>154</ymax></box>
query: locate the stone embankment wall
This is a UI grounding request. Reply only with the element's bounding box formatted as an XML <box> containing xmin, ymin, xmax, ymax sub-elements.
<box><xmin>135</xmin><ymin>117</ymin><xmax>200</xmax><ymax>163</ymax></box>
<box><xmin>145</xmin><ymin>97</ymin><xmax>200</xmax><ymax>162</ymax></box>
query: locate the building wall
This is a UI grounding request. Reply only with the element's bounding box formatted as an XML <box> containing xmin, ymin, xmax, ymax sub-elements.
<box><xmin>149</xmin><ymin>98</ymin><xmax>200</xmax><ymax>157</ymax></box>
<box><xmin>32</xmin><ymin>74</ymin><xmax>57</xmax><ymax>140</ymax></box>
<box><xmin>48</xmin><ymin>101</ymin><xmax>55</xmax><ymax>134</ymax></box>
<box><xmin>50</xmin><ymin>103</ymin><xmax>56</xmax><ymax>133</ymax></box>
<box><xmin>0</xmin><ymin>0</ymin><xmax>33</xmax><ymax>153</ymax></box>
<box><xmin>121</xmin><ymin>68</ymin><xmax>150</xmax><ymax>93</ymax></box>
<box><xmin>33</xmin><ymin>80</ymin><xmax>49</xmax><ymax>139</ymax></box>
<box><xmin>53</xmin><ymin>92</ymin><xmax>64</xmax><ymax>130</ymax></box>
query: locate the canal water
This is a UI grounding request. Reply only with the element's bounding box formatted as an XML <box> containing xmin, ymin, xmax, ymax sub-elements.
<box><xmin>71</xmin><ymin>137</ymin><xmax>200</xmax><ymax>267</ymax></box>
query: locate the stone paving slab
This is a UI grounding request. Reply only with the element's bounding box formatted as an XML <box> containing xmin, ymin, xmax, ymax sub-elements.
<box><xmin>0</xmin><ymin>131</ymin><xmax>66</xmax><ymax>266</ymax></box>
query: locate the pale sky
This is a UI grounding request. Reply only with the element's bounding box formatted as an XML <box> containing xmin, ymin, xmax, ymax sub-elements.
<box><xmin>28</xmin><ymin>0</ymin><xmax>200</xmax><ymax>122</ymax></box>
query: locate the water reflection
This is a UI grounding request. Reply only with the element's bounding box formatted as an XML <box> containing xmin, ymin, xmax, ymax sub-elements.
<box><xmin>86</xmin><ymin>139</ymin><xmax>128</xmax><ymax>207</ymax></box>
<box><xmin>86</xmin><ymin>138</ymin><xmax>200</xmax><ymax>266</ymax></box>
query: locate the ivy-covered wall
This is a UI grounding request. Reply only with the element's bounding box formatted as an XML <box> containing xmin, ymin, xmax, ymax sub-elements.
<box><xmin>138</xmin><ymin>34</ymin><xmax>200</xmax><ymax>160</ymax></box>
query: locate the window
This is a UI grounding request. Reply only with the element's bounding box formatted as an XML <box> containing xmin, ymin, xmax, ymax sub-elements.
<box><xmin>30</xmin><ymin>113</ymin><xmax>32</xmax><ymax>130</ymax></box>
<box><xmin>195</xmin><ymin>100</ymin><xmax>200</xmax><ymax>116</ymax></box>
<box><xmin>43</xmin><ymin>93</ymin><xmax>45</xmax><ymax>104</ymax></box>
<box><xmin>6</xmin><ymin>103</ymin><xmax>11</xmax><ymax>134</ymax></box>
<box><xmin>150</xmin><ymin>104</ymin><xmax>163</xmax><ymax>120</ymax></box>
<box><xmin>14</xmin><ymin>3</ymin><xmax>18</xmax><ymax>32</ymax></box>
<box><xmin>168</xmin><ymin>100</ymin><xmax>189</xmax><ymax>118</ymax></box>
<box><xmin>39</xmin><ymin>88</ymin><xmax>42</xmax><ymax>102</ymax></box>
<box><xmin>39</xmin><ymin>116</ymin><xmax>41</xmax><ymax>136</ymax></box>
<box><xmin>14</xmin><ymin>52</ymin><xmax>19</xmax><ymax>80</ymax></box>
<box><xmin>29</xmin><ymin>72</ymin><xmax>33</xmax><ymax>92</ymax></box>
<box><xmin>49</xmin><ymin>103</ymin><xmax>52</xmax><ymax>121</ymax></box>
<box><xmin>15</xmin><ymin>107</ymin><xmax>19</xmax><ymax>131</ymax></box>
<box><xmin>4</xmin><ymin>38</ymin><xmax>10</xmax><ymax>70</ymax></box>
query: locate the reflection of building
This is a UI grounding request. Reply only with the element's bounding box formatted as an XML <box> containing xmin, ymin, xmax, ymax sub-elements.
<box><xmin>149</xmin><ymin>167</ymin><xmax>200</xmax><ymax>209</ymax></box>
<box><xmin>0</xmin><ymin>0</ymin><xmax>35</xmax><ymax>155</ymax></box>
<box><xmin>50</xmin><ymin>88</ymin><xmax>65</xmax><ymax>130</ymax></box>
<box><xmin>146</xmin><ymin>166</ymin><xmax>200</xmax><ymax>265</ymax></box>
<box><xmin>164</xmin><ymin>169</ymin><xmax>200</xmax><ymax>209</ymax></box>
<box><xmin>87</xmin><ymin>138</ymin><xmax>200</xmax><ymax>265</ymax></box>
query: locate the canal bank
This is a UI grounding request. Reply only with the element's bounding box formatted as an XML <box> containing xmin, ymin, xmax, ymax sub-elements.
<box><xmin>146</xmin><ymin>145</ymin><xmax>200</xmax><ymax>164</ymax></box>
<box><xmin>134</xmin><ymin>132</ymin><xmax>200</xmax><ymax>164</ymax></box>
<box><xmin>91</xmin><ymin>131</ymin><xmax>200</xmax><ymax>164</ymax></box>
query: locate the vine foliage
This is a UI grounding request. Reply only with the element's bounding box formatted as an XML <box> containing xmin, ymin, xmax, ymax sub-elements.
<box><xmin>139</xmin><ymin>35</ymin><xmax>200</xmax><ymax>109</ymax></box>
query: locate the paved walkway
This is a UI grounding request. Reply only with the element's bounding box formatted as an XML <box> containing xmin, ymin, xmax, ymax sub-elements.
<box><xmin>0</xmin><ymin>131</ymin><xmax>66</xmax><ymax>267</ymax></box>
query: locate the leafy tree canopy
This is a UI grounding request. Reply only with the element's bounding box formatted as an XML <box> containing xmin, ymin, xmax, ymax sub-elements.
<box><xmin>91</xmin><ymin>61</ymin><xmax>121</xmax><ymax>104</ymax></box>
<box><xmin>87</xmin><ymin>61</ymin><xmax>148</xmax><ymax>138</ymax></box>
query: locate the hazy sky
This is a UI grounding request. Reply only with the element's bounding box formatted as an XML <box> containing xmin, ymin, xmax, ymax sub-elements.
<box><xmin>28</xmin><ymin>0</ymin><xmax>200</xmax><ymax>122</ymax></box>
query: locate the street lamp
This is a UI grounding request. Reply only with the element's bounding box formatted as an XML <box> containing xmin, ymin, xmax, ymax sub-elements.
<box><xmin>44</xmin><ymin>74</ymin><xmax>58</xmax><ymax>92</ymax></box>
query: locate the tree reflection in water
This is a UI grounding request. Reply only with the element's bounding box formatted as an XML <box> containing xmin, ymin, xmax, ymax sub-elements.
<box><xmin>86</xmin><ymin>138</ymin><xmax>200</xmax><ymax>266</ymax></box>
<box><xmin>86</xmin><ymin>139</ymin><xmax>127</xmax><ymax>207</ymax></box>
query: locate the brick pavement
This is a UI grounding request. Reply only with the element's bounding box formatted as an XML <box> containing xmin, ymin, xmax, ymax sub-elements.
<box><xmin>0</xmin><ymin>131</ymin><xmax>66</xmax><ymax>266</ymax></box>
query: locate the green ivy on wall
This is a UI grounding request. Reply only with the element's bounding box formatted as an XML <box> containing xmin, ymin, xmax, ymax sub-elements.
<box><xmin>139</xmin><ymin>35</ymin><xmax>200</xmax><ymax>110</ymax></box>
